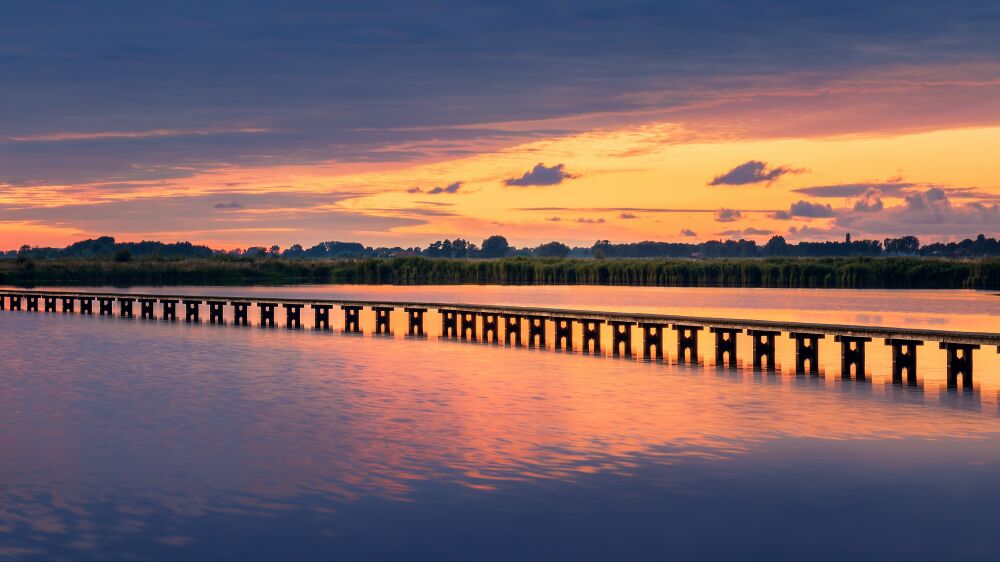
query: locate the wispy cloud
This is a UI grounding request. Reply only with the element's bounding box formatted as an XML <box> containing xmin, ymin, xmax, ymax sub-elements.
<box><xmin>709</xmin><ymin>160</ymin><xmax>803</xmax><ymax>186</ymax></box>
<box><xmin>719</xmin><ymin>227</ymin><xmax>774</xmax><ymax>237</ymax></box>
<box><xmin>516</xmin><ymin>207</ymin><xmax>770</xmax><ymax>214</ymax></box>
<box><xmin>794</xmin><ymin>181</ymin><xmax>915</xmax><ymax>198</ymax></box>
<box><xmin>8</xmin><ymin>128</ymin><xmax>271</xmax><ymax>142</ymax></box>
<box><xmin>427</xmin><ymin>182</ymin><xmax>463</xmax><ymax>195</ymax></box>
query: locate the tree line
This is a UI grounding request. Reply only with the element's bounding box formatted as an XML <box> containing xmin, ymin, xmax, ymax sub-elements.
<box><xmin>6</xmin><ymin>233</ymin><xmax>1000</xmax><ymax>261</ymax></box>
<box><xmin>2</xmin><ymin>256</ymin><xmax>998</xmax><ymax>290</ymax></box>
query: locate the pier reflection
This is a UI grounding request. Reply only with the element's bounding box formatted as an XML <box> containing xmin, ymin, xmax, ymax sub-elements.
<box><xmin>2</xmin><ymin>286</ymin><xmax>998</xmax><ymax>405</ymax></box>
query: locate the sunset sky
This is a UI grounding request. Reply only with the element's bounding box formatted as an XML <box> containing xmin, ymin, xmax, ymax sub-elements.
<box><xmin>2</xmin><ymin>1</ymin><xmax>999</xmax><ymax>250</ymax></box>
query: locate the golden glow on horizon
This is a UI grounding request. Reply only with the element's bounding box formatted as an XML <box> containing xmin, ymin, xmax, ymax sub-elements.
<box><xmin>2</xmin><ymin>120</ymin><xmax>998</xmax><ymax>249</ymax></box>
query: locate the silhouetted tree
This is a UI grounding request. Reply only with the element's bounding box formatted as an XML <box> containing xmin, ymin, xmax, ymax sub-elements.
<box><xmin>480</xmin><ymin>235</ymin><xmax>511</xmax><ymax>258</ymax></box>
<box><xmin>764</xmin><ymin>235</ymin><xmax>788</xmax><ymax>256</ymax></box>
<box><xmin>534</xmin><ymin>241</ymin><xmax>570</xmax><ymax>258</ymax></box>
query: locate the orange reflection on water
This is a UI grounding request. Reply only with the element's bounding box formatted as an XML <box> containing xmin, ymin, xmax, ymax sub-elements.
<box><xmin>1</xmin><ymin>302</ymin><xmax>1000</xmax><ymax>561</ymax></box>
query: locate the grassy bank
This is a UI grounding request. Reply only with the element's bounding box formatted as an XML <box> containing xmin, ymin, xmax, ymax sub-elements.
<box><xmin>2</xmin><ymin>256</ymin><xmax>999</xmax><ymax>289</ymax></box>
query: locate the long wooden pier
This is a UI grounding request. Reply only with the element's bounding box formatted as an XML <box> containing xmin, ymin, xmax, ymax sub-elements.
<box><xmin>1</xmin><ymin>289</ymin><xmax>997</xmax><ymax>387</ymax></box>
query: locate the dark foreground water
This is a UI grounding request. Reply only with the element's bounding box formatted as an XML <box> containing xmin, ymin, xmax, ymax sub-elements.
<box><xmin>1</xmin><ymin>287</ymin><xmax>999</xmax><ymax>560</ymax></box>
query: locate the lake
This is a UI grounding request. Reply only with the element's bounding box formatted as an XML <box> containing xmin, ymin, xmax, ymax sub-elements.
<box><xmin>1</xmin><ymin>285</ymin><xmax>999</xmax><ymax>560</ymax></box>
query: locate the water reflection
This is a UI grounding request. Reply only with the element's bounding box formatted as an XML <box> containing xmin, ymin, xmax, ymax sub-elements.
<box><xmin>0</xmin><ymin>288</ymin><xmax>999</xmax><ymax>559</ymax></box>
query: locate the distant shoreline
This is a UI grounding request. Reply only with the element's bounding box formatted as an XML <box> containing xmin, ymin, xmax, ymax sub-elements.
<box><xmin>2</xmin><ymin>256</ymin><xmax>998</xmax><ymax>290</ymax></box>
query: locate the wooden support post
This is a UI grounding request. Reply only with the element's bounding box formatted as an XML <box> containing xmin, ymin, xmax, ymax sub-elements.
<box><xmin>311</xmin><ymin>304</ymin><xmax>332</xmax><ymax>331</ymax></box>
<box><xmin>183</xmin><ymin>300</ymin><xmax>202</xmax><ymax>323</ymax></box>
<box><xmin>61</xmin><ymin>297</ymin><xmax>75</xmax><ymax>313</ymax></box>
<box><xmin>283</xmin><ymin>303</ymin><xmax>303</xmax><ymax>329</ymax></box>
<box><xmin>79</xmin><ymin>297</ymin><xmax>93</xmax><ymax>314</ymax></box>
<box><xmin>139</xmin><ymin>299</ymin><xmax>156</xmax><ymax>319</ymax></box>
<box><xmin>581</xmin><ymin>320</ymin><xmax>602</xmax><ymax>354</ymax></box>
<box><xmin>885</xmin><ymin>338</ymin><xmax>922</xmax><ymax>385</ymax></box>
<box><xmin>641</xmin><ymin>323</ymin><xmax>667</xmax><ymax>362</ymax></box>
<box><xmin>503</xmin><ymin>314</ymin><xmax>522</xmax><ymax>346</ymax></box>
<box><xmin>440</xmin><ymin>309</ymin><xmax>459</xmax><ymax>339</ymax></box>
<box><xmin>553</xmin><ymin>317</ymin><xmax>574</xmax><ymax>351</ymax></box>
<box><xmin>940</xmin><ymin>342</ymin><xmax>979</xmax><ymax>389</ymax></box>
<box><xmin>207</xmin><ymin>301</ymin><xmax>226</xmax><ymax>324</ymax></box>
<box><xmin>673</xmin><ymin>324</ymin><xmax>703</xmax><ymax>364</ymax></box>
<box><xmin>459</xmin><ymin>311</ymin><xmax>477</xmax><ymax>340</ymax></box>
<box><xmin>749</xmin><ymin>329</ymin><xmax>780</xmax><ymax>372</ymax></box>
<box><xmin>374</xmin><ymin>306</ymin><xmax>394</xmax><ymax>335</ymax></box>
<box><xmin>834</xmin><ymin>335</ymin><xmax>870</xmax><ymax>380</ymax></box>
<box><xmin>789</xmin><ymin>332</ymin><xmax>824</xmax><ymax>376</ymax></box>
<box><xmin>44</xmin><ymin>296</ymin><xmax>57</xmax><ymax>312</ymax></box>
<box><xmin>405</xmin><ymin>307</ymin><xmax>426</xmax><ymax>337</ymax></box>
<box><xmin>609</xmin><ymin>321</ymin><xmax>634</xmax><ymax>358</ymax></box>
<box><xmin>26</xmin><ymin>296</ymin><xmax>39</xmax><ymax>312</ymax></box>
<box><xmin>118</xmin><ymin>298</ymin><xmax>135</xmax><ymax>318</ymax></box>
<box><xmin>527</xmin><ymin>316</ymin><xmax>546</xmax><ymax>348</ymax></box>
<box><xmin>231</xmin><ymin>302</ymin><xmax>250</xmax><ymax>326</ymax></box>
<box><xmin>98</xmin><ymin>298</ymin><xmax>113</xmax><ymax>315</ymax></box>
<box><xmin>257</xmin><ymin>302</ymin><xmax>276</xmax><ymax>327</ymax></box>
<box><xmin>160</xmin><ymin>299</ymin><xmax>178</xmax><ymax>321</ymax></box>
<box><xmin>481</xmin><ymin>313</ymin><xmax>500</xmax><ymax>344</ymax></box>
<box><xmin>710</xmin><ymin>327</ymin><xmax>741</xmax><ymax>369</ymax></box>
<box><xmin>342</xmin><ymin>305</ymin><xmax>363</xmax><ymax>333</ymax></box>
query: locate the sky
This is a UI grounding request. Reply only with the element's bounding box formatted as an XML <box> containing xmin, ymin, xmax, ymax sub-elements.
<box><xmin>1</xmin><ymin>1</ymin><xmax>999</xmax><ymax>250</ymax></box>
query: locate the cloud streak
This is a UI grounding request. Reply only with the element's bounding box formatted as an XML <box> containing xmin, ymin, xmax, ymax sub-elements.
<box><xmin>719</xmin><ymin>228</ymin><xmax>774</xmax><ymax>237</ymax></box>
<box><xmin>794</xmin><ymin>182</ymin><xmax>915</xmax><ymax>198</ymax></box>
<box><xmin>709</xmin><ymin>160</ymin><xmax>803</xmax><ymax>186</ymax></box>
<box><xmin>8</xmin><ymin>128</ymin><xmax>271</xmax><ymax>143</ymax></box>
<box><xmin>427</xmin><ymin>182</ymin><xmax>463</xmax><ymax>195</ymax></box>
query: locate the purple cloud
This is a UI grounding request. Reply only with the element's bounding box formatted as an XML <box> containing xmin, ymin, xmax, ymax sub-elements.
<box><xmin>680</xmin><ymin>228</ymin><xmax>697</xmax><ymax>237</ymax></box>
<box><xmin>709</xmin><ymin>160</ymin><xmax>803</xmax><ymax>186</ymax></box>
<box><xmin>788</xmin><ymin>225</ymin><xmax>840</xmax><ymax>239</ymax></box>
<box><xmin>504</xmin><ymin>163</ymin><xmax>576</xmax><ymax>187</ymax></box>
<box><xmin>427</xmin><ymin>182</ymin><xmax>462</xmax><ymax>194</ymax></box>
<box><xmin>715</xmin><ymin>208</ymin><xmax>743</xmax><ymax>222</ymax></box>
<box><xmin>853</xmin><ymin>188</ymin><xmax>884</xmax><ymax>212</ymax></box>
<box><xmin>773</xmin><ymin>200</ymin><xmax>837</xmax><ymax>219</ymax></box>
<box><xmin>836</xmin><ymin>188</ymin><xmax>1000</xmax><ymax>236</ymax></box>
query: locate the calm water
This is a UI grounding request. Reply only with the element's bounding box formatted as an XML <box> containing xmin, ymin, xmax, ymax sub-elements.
<box><xmin>1</xmin><ymin>285</ymin><xmax>999</xmax><ymax>560</ymax></box>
